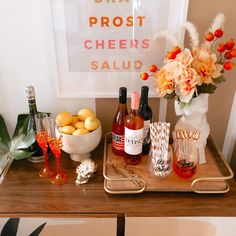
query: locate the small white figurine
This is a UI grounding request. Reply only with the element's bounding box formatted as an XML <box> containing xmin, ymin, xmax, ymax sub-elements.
<box><xmin>75</xmin><ymin>159</ymin><xmax>98</xmax><ymax>185</ymax></box>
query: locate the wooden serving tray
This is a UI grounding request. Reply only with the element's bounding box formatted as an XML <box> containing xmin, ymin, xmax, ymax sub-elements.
<box><xmin>103</xmin><ymin>133</ymin><xmax>234</xmax><ymax>194</ymax></box>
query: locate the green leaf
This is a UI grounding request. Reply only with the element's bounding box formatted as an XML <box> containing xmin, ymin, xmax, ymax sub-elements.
<box><xmin>212</xmin><ymin>75</ymin><xmax>226</xmax><ymax>84</ymax></box>
<box><xmin>0</xmin><ymin>142</ymin><xmax>9</xmax><ymax>154</ymax></box>
<box><xmin>197</xmin><ymin>83</ymin><xmax>217</xmax><ymax>94</ymax></box>
<box><xmin>0</xmin><ymin>115</ymin><xmax>10</xmax><ymax>149</ymax></box>
<box><xmin>11</xmin><ymin>114</ymin><xmax>35</xmax><ymax>145</ymax></box>
<box><xmin>13</xmin><ymin>114</ymin><xmax>29</xmax><ymax>138</ymax></box>
<box><xmin>10</xmin><ymin>129</ymin><xmax>36</xmax><ymax>157</ymax></box>
<box><xmin>11</xmin><ymin>134</ymin><xmax>25</xmax><ymax>150</ymax></box>
<box><xmin>10</xmin><ymin>150</ymin><xmax>34</xmax><ymax>160</ymax></box>
<box><xmin>15</xmin><ymin>129</ymin><xmax>36</xmax><ymax>149</ymax></box>
<box><xmin>0</xmin><ymin>114</ymin><xmax>38</xmax><ymax>160</ymax></box>
<box><xmin>9</xmin><ymin>114</ymin><xmax>36</xmax><ymax>160</ymax></box>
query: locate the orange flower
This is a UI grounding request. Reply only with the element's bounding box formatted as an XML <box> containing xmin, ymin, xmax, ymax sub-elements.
<box><xmin>175</xmin><ymin>48</ymin><xmax>193</xmax><ymax>67</ymax></box>
<box><xmin>154</xmin><ymin>49</ymin><xmax>201</xmax><ymax>103</ymax></box>
<box><xmin>154</xmin><ymin>67</ymin><xmax>174</xmax><ymax>97</ymax></box>
<box><xmin>176</xmin><ymin>68</ymin><xmax>200</xmax><ymax>103</ymax></box>
<box><xmin>192</xmin><ymin>47</ymin><xmax>222</xmax><ymax>84</ymax></box>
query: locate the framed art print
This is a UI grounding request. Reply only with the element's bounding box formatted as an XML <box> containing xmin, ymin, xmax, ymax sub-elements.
<box><xmin>51</xmin><ymin>0</ymin><xmax>189</xmax><ymax>98</ymax></box>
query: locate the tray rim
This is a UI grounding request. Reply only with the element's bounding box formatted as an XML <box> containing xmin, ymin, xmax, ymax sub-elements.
<box><xmin>103</xmin><ymin>132</ymin><xmax>234</xmax><ymax>194</ymax></box>
<box><xmin>191</xmin><ymin>136</ymin><xmax>234</xmax><ymax>194</ymax></box>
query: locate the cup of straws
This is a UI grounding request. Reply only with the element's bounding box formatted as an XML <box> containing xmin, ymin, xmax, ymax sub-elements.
<box><xmin>149</xmin><ymin>122</ymin><xmax>172</xmax><ymax>178</ymax></box>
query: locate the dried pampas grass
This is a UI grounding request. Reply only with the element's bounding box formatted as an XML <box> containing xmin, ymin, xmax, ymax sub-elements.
<box><xmin>184</xmin><ymin>21</ymin><xmax>199</xmax><ymax>49</ymax></box>
<box><xmin>153</xmin><ymin>30</ymin><xmax>181</xmax><ymax>48</ymax></box>
<box><xmin>210</xmin><ymin>13</ymin><xmax>225</xmax><ymax>32</ymax></box>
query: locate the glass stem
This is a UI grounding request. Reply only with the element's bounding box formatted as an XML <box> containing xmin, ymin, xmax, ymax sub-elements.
<box><xmin>56</xmin><ymin>155</ymin><xmax>61</xmax><ymax>175</ymax></box>
<box><xmin>43</xmin><ymin>149</ymin><xmax>49</xmax><ymax>168</ymax></box>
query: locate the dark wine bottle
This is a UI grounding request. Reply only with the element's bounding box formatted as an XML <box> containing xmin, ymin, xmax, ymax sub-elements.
<box><xmin>112</xmin><ymin>87</ymin><xmax>128</xmax><ymax>156</ymax></box>
<box><xmin>26</xmin><ymin>86</ymin><xmax>44</xmax><ymax>163</ymax></box>
<box><xmin>139</xmin><ymin>86</ymin><xmax>153</xmax><ymax>155</ymax></box>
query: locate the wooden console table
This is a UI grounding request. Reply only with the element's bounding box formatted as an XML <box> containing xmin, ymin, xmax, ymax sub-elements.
<box><xmin>0</xmin><ymin>138</ymin><xmax>235</xmax><ymax>235</ymax></box>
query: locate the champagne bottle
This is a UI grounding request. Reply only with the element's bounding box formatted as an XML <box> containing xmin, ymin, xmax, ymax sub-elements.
<box><xmin>112</xmin><ymin>87</ymin><xmax>128</xmax><ymax>156</ymax></box>
<box><xmin>139</xmin><ymin>86</ymin><xmax>153</xmax><ymax>155</ymax></box>
<box><xmin>26</xmin><ymin>86</ymin><xmax>44</xmax><ymax>163</ymax></box>
<box><xmin>124</xmin><ymin>92</ymin><xmax>144</xmax><ymax>165</ymax></box>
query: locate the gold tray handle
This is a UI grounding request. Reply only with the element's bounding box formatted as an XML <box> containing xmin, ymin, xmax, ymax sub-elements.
<box><xmin>104</xmin><ymin>177</ymin><xmax>146</xmax><ymax>194</ymax></box>
<box><xmin>191</xmin><ymin>176</ymin><xmax>232</xmax><ymax>194</ymax></box>
<box><xmin>103</xmin><ymin>133</ymin><xmax>146</xmax><ymax>194</ymax></box>
<box><xmin>191</xmin><ymin>142</ymin><xmax>234</xmax><ymax>194</ymax></box>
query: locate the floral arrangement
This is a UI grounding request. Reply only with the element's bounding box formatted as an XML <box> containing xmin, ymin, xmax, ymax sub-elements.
<box><xmin>141</xmin><ymin>13</ymin><xmax>235</xmax><ymax>104</ymax></box>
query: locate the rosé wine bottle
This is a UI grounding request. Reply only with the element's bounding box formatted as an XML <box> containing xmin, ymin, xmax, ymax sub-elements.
<box><xmin>112</xmin><ymin>87</ymin><xmax>128</xmax><ymax>156</ymax></box>
<box><xmin>124</xmin><ymin>92</ymin><xmax>144</xmax><ymax>165</ymax></box>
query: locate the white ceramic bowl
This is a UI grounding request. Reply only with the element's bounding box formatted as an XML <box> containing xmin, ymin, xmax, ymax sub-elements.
<box><xmin>57</xmin><ymin>123</ymin><xmax>102</xmax><ymax>162</ymax></box>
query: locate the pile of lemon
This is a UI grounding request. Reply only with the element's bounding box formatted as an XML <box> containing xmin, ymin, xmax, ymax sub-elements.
<box><xmin>55</xmin><ymin>108</ymin><xmax>100</xmax><ymax>136</ymax></box>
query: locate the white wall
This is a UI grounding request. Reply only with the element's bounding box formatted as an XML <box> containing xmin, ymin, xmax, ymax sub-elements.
<box><xmin>0</xmin><ymin>0</ymin><xmax>95</xmax><ymax>135</ymax></box>
<box><xmin>223</xmin><ymin>91</ymin><xmax>236</xmax><ymax>162</ymax></box>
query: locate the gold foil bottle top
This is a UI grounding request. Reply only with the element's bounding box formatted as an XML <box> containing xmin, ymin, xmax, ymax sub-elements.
<box><xmin>26</xmin><ymin>86</ymin><xmax>36</xmax><ymax>100</ymax></box>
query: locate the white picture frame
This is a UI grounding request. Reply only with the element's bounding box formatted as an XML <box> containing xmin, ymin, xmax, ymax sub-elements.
<box><xmin>51</xmin><ymin>0</ymin><xmax>189</xmax><ymax>98</ymax></box>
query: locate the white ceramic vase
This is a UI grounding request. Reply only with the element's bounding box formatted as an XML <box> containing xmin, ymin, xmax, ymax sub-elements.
<box><xmin>174</xmin><ymin>93</ymin><xmax>210</xmax><ymax>164</ymax></box>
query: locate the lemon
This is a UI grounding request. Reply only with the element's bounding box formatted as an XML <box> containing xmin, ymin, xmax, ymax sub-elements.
<box><xmin>77</xmin><ymin>108</ymin><xmax>95</xmax><ymax>121</ymax></box>
<box><xmin>56</xmin><ymin>112</ymin><xmax>73</xmax><ymax>127</ymax></box>
<box><xmin>61</xmin><ymin>125</ymin><xmax>75</xmax><ymax>135</ymax></box>
<box><xmin>73</xmin><ymin>128</ymin><xmax>90</xmax><ymax>136</ymax></box>
<box><xmin>74</xmin><ymin>121</ymin><xmax>85</xmax><ymax>129</ymax></box>
<box><xmin>84</xmin><ymin>117</ymin><xmax>100</xmax><ymax>131</ymax></box>
<box><xmin>70</xmin><ymin>115</ymin><xmax>80</xmax><ymax>126</ymax></box>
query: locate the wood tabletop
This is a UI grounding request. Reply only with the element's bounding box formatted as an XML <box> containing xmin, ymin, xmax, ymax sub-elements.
<box><xmin>0</xmin><ymin>139</ymin><xmax>236</xmax><ymax>218</ymax></box>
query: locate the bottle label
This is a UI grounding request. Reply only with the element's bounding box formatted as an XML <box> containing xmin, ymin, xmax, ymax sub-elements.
<box><xmin>112</xmin><ymin>133</ymin><xmax>124</xmax><ymax>151</ymax></box>
<box><xmin>124</xmin><ymin>127</ymin><xmax>143</xmax><ymax>155</ymax></box>
<box><xmin>143</xmin><ymin>120</ymin><xmax>151</xmax><ymax>145</ymax></box>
